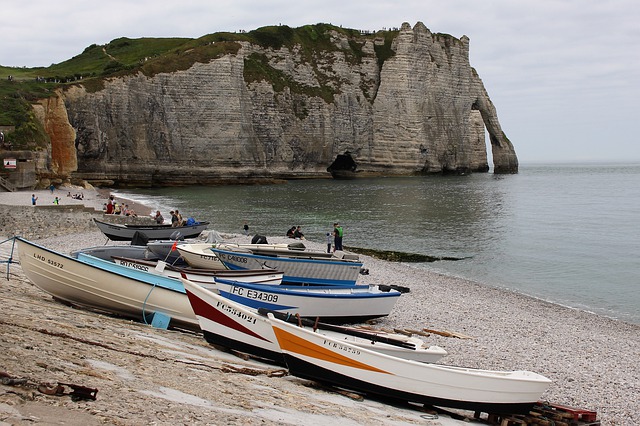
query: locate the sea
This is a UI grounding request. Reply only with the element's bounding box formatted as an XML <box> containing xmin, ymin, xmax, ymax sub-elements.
<box><xmin>113</xmin><ymin>162</ymin><xmax>640</xmax><ymax>326</ymax></box>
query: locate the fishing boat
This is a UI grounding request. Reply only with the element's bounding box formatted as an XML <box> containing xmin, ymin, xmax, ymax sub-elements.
<box><xmin>268</xmin><ymin>314</ymin><xmax>552</xmax><ymax>414</ymax></box>
<box><xmin>182</xmin><ymin>278</ymin><xmax>447</xmax><ymax>365</ymax></box>
<box><xmin>16</xmin><ymin>237</ymin><xmax>393</xmax><ymax>331</ymax></box>
<box><xmin>176</xmin><ymin>242</ymin><xmax>296</xmax><ymax>270</ymax></box>
<box><xmin>93</xmin><ymin>218</ymin><xmax>209</xmax><ymax>241</ymax></box>
<box><xmin>209</xmin><ymin>243</ymin><xmax>364</xmax><ymax>286</ymax></box>
<box><xmin>212</xmin><ymin>277</ymin><xmax>400</xmax><ymax>323</ymax></box>
<box><xmin>15</xmin><ymin>237</ymin><xmax>199</xmax><ymax>330</ymax></box>
<box><xmin>70</xmin><ymin>244</ymin><xmax>155</xmax><ymax>261</ymax></box>
<box><xmin>145</xmin><ymin>229</ymin><xmax>223</xmax><ymax>263</ymax></box>
<box><xmin>175</xmin><ymin>243</ymin><xmax>227</xmax><ymax>269</ymax></box>
<box><xmin>111</xmin><ymin>256</ymin><xmax>284</xmax><ymax>285</ymax></box>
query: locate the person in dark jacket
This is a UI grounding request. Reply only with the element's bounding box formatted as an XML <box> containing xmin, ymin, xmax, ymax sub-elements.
<box><xmin>293</xmin><ymin>226</ymin><xmax>305</xmax><ymax>240</ymax></box>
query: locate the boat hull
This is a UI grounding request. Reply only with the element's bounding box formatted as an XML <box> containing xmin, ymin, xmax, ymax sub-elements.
<box><xmin>112</xmin><ymin>256</ymin><xmax>284</xmax><ymax>285</ymax></box>
<box><xmin>93</xmin><ymin>218</ymin><xmax>209</xmax><ymax>241</ymax></box>
<box><xmin>16</xmin><ymin>237</ymin><xmax>198</xmax><ymax>329</ymax></box>
<box><xmin>213</xmin><ymin>278</ymin><xmax>400</xmax><ymax>322</ymax></box>
<box><xmin>210</xmin><ymin>246</ymin><xmax>363</xmax><ymax>286</ymax></box>
<box><xmin>270</xmin><ymin>316</ymin><xmax>552</xmax><ymax>414</ymax></box>
<box><xmin>182</xmin><ymin>279</ymin><xmax>445</xmax><ymax>366</ymax></box>
<box><xmin>183</xmin><ymin>279</ymin><xmax>286</xmax><ymax>364</ymax></box>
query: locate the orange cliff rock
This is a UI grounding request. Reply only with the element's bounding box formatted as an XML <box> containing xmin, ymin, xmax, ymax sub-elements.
<box><xmin>34</xmin><ymin>89</ymin><xmax>77</xmax><ymax>177</ymax></box>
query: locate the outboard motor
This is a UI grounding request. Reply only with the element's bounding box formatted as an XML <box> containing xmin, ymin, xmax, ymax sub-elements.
<box><xmin>131</xmin><ymin>231</ymin><xmax>149</xmax><ymax>246</ymax></box>
<box><xmin>169</xmin><ymin>231</ymin><xmax>184</xmax><ymax>241</ymax></box>
<box><xmin>251</xmin><ymin>234</ymin><xmax>268</xmax><ymax>244</ymax></box>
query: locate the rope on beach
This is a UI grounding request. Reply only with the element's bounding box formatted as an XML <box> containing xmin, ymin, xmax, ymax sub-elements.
<box><xmin>175</xmin><ymin>359</ymin><xmax>288</xmax><ymax>377</ymax></box>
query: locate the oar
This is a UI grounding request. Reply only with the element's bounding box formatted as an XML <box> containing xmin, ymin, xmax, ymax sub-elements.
<box><xmin>258</xmin><ymin>308</ymin><xmax>416</xmax><ymax>350</ymax></box>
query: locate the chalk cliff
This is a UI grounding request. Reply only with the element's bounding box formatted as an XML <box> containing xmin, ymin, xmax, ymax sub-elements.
<box><xmin>39</xmin><ymin>22</ymin><xmax>518</xmax><ymax>186</ymax></box>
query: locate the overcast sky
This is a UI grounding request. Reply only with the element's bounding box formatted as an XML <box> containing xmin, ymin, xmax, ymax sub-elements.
<box><xmin>3</xmin><ymin>0</ymin><xmax>639</xmax><ymax>164</ymax></box>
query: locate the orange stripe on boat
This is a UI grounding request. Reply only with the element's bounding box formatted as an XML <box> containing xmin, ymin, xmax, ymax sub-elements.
<box><xmin>273</xmin><ymin>325</ymin><xmax>390</xmax><ymax>374</ymax></box>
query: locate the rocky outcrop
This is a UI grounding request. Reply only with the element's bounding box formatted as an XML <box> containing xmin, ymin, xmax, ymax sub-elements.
<box><xmin>39</xmin><ymin>22</ymin><xmax>517</xmax><ymax>186</ymax></box>
<box><xmin>34</xmin><ymin>91</ymin><xmax>77</xmax><ymax>177</ymax></box>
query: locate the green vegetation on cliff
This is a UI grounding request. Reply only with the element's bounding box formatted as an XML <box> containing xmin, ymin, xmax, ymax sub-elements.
<box><xmin>241</xmin><ymin>24</ymin><xmax>398</xmax><ymax>105</ymax></box>
<box><xmin>0</xmin><ymin>24</ymin><xmax>397</xmax><ymax>148</ymax></box>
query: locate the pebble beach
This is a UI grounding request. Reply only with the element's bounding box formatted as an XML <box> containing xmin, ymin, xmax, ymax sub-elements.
<box><xmin>1</xmin><ymin>187</ymin><xmax>639</xmax><ymax>425</ymax></box>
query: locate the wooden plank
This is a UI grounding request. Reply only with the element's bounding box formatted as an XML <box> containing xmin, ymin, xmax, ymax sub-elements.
<box><xmin>404</xmin><ymin>328</ymin><xmax>432</xmax><ymax>337</ymax></box>
<box><xmin>422</xmin><ymin>328</ymin><xmax>454</xmax><ymax>337</ymax></box>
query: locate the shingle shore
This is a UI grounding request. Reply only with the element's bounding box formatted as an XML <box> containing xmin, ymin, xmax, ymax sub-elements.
<box><xmin>1</xmin><ymin>189</ymin><xmax>638</xmax><ymax>425</ymax></box>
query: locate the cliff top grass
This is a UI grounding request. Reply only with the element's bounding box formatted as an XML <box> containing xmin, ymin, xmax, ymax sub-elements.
<box><xmin>0</xmin><ymin>23</ymin><xmax>399</xmax><ymax>147</ymax></box>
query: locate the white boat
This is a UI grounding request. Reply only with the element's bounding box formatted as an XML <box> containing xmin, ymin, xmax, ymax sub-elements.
<box><xmin>212</xmin><ymin>277</ymin><xmax>400</xmax><ymax>323</ymax></box>
<box><xmin>269</xmin><ymin>314</ymin><xmax>553</xmax><ymax>414</ymax></box>
<box><xmin>181</xmin><ymin>278</ymin><xmax>446</xmax><ymax>365</ymax></box>
<box><xmin>111</xmin><ymin>256</ymin><xmax>284</xmax><ymax>285</ymax></box>
<box><xmin>15</xmin><ymin>237</ymin><xmax>199</xmax><ymax>330</ymax></box>
<box><xmin>93</xmin><ymin>218</ymin><xmax>209</xmax><ymax>241</ymax></box>
<box><xmin>176</xmin><ymin>243</ymin><xmax>295</xmax><ymax>270</ymax></box>
<box><xmin>175</xmin><ymin>243</ymin><xmax>227</xmax><ymax>269</ymax></box>
<box><xmin>209</xmin><ymin>243</ymin><xmax>364</xmax><ymax>286</ymax></box>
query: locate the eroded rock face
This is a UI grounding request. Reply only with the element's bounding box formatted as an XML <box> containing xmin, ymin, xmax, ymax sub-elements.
<box><xmin>35</xmin><ymin>90</ymin><xmax>77</xmax><ymax>177</ymax></box>
<box><xmin>41</xmin><ymin>22</ymin><xmax>517</xmax><ymax>186</ymax></box>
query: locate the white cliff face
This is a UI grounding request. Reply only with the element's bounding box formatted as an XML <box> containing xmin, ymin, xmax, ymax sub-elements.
<box><xmin>52</xmin><ymin>22</ymin><xmax>516</xmax><ymax>186</ymax></box>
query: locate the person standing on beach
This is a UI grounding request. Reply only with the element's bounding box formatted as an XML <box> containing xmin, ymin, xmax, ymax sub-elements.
<box><xmin>106</xmin><ymin>196</ymin><xmax>114</xmax><ymax>214</ymax></box>
<box><xmin>49</xmin><ymin>184</ymin><xmax>55</xmax><ymax>194</ymax></box>
<box><xmin>154</xmin><ymin>211</ymin><xmax>164</xmax><ymax>224</ymax></box>
<box><xmin>333</xmin><ymin>222</ymin><xmax>344</xmax><ymax>251</ymax></box>
<box><xmin>326</xmin><ymin>232</ymin><xmax>332</xmax><ymax>253</ymax></box>
<box><xmin>31</xmin><ymin>194</ymin><xmax>38</xmax><ymax>205</ymax></box>
<box><xmin>243</xmin><ymin>221</ymin><xmax>249</xmax><ymax>236</ymax></box>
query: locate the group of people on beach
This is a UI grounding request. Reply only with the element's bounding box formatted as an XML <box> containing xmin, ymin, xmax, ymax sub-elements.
<box><xmin>104</xmin><ymin>195</ymin><xmax>137</xmax><ymax>217</ymax></box>
<box><xmin>152</xmin><ymin>209</ymin><xmax>189</xmax><ymax>227</ymax></box>
<box><xmin>286</xmin><ymin>226</ymin><xmax>306</xmax><ymax>239</ymax></box>
<box><xmin>29</xmin><ymin>190</ymin><xmax>66</xmax><ymax>207</ymax></box>
<box><xmin>283</xmin><ymin>222</ymin><xmax>344</xmax><ymax>253</ymax></box>
<box><xmin>66</xmin><ymin>191</ymin><xmax>84</xmax><ymax>200</ymax></box>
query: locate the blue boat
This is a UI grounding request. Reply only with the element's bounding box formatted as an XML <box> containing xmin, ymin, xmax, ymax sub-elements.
<box><xmin>213</xmin><ymin>277</ymin><xmax>401</xmax><ymax>323</ymax></box>
<box><xmin>209</xmin><ymin>244</ymin><xmax>364</xmax><ymax>286</ymax></box>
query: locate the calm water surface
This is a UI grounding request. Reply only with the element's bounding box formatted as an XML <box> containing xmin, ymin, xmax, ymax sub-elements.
<box><xmin>115</xmin><ymin>163</ymin><xmax>640</xmax><ymax>325</ymax></box>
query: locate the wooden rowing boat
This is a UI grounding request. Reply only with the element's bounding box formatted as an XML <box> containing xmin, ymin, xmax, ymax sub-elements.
<box><xmin>269</xmin><ymin>314</ymin><xmax>552</xmax><ymax>414</ymax></box>
<box><xmin>93</xmin><ymin>218</ymin><xmax>209</xmax><ymax>241</ymax></box>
